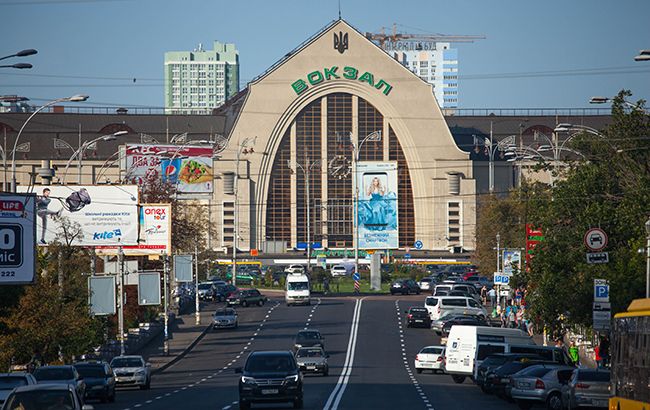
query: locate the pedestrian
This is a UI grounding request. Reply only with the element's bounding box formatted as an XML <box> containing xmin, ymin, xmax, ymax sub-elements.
<box><xmin>525</xmin><ymin>319</ymin><xmax>534</xmax><ymax>337</ymax></box>
<box><xmin>488</xmin><ymin>288</ymin><xmax>497</xmax><ymax>306</ymax></box>
<box><xmin>599</xmin><ymin>335</ymin><xmax>610</xmax><ymax>368</ymax></box>
<box><xmin>568</xmin><ymin>340</ymin><xmax>580</xmax><ymax>365</ymax></box>
<box><xmin>594</xmin><ymin>344</ymin><xmax>602</xmax><ymax>368</ymax></box>
<box><xmin>515</xmin><ymin>287</ymin><xmax>523</xmax><ymax>306</ymax></box>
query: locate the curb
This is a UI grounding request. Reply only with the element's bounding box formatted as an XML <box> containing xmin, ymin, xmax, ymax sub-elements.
<box><xmin>152</xmin><ymin>323</ymin><xmax>213</xmax><ymax>375</ymax></box>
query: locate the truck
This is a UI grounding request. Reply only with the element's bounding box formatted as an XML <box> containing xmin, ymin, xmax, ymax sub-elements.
<box><xmin>285</xmin><ymin>272</ymin><xmax>311</xmax><ymax>306</ymax></box>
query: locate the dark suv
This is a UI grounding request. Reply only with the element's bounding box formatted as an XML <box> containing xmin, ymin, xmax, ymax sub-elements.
<box><xmin>226</xmin><ymin>289</ymin><xmax>268</xmax><ymax>307</ymax></box>
<box><xmin>293</xmin><ymin>329</ymin><xmax>325</xmax><ymax>352</ymax></box>
<box><xmin>73</xmin><ymin>361</ymin><xmax>116</xmax><ymax>403</ymax></box>
<box><xmin>390</xmin><ymin>279</ymin><xmax>421</xmax><ymax>295</ymax></box>
<box><xmin>404</xmin><ymin>307</ymin><xmax>431</xmax><ymax>328</ymax></box>
<box><xmin>237</xmin><ymin>351</ymin><xmax>303</xmax><ymax>409</ymax></box>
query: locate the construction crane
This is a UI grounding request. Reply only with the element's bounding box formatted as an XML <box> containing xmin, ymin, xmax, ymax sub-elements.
<box><xmin>365</xmin><ymin>23</ymin><xmax>485</xmax><ymax>50</ymax></box>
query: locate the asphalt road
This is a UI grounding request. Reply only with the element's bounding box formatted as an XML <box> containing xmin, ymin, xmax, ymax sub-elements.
<box><xmin>98</xmin><ymin>294</ymin><xmax>534</xmax><ymax>410</ymax></box>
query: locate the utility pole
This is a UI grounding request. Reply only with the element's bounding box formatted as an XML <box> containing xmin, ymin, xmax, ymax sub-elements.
<box><xmin>496</xmin><ymin>232</ymin><xmax>501</xmax><ymax>309</ymax></box>
<box><xmin>305</xmin><ymin>150</ymin><xmax>311</xmax><ymax>274</ymax></box>
<box><xmin>163</xmin><ymin>253</ymin><xmax>169</xmax><ymax>355</ymax></box>
<box><xmin>232</xmin><ymin>137</ymin><xmax>256</xmax><ymax>287</ymax></box>
<box><xmin>118</xmin><ymin>245</ymin><xmax>125</xmax><ymax>356</ymax></box>
<box><xmin>194</xmin><ymin>242</ymin><xmax>200</xmax><ymax>325</ymax></box>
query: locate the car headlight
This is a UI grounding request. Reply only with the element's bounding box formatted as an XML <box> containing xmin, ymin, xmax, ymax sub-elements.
<box><xmin>135</xmin><ymin>370</ymin><xmax>146</xmax><ymax>376</ymax></box>
<box><xmin>285</xmin><ymin>374</ymin><xmax>299</xmax><ymax>383</ymax></box>
<box><xmin>295</xmin><ymin>344</ymin><xmax>302</xmax><ymax>349</ymax></box>
<box><xmin>241</xmin><ymin>376</ymin><xmax>256</xmax><ymax>385</ymax></box>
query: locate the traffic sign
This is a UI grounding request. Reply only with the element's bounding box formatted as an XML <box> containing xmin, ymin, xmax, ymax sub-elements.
<box><xmin>493</xmin><ymin>273</ymin><xmax>511</xmax><ymax>285</ymax></box>
<box><xmin>352</xmin><ymin>273</ymin><xmax>360</xmax><ymax>281</ymax></box>
<box><xmin>593</xmin><ymin>279</ymin><xmax>609</xmax><ymax>303</ymax></box>
<box><xmin>584</xmin><ymin>228</ymin><xmax>608</xmax><ymax>252</ymax></box>
<box><xmin>0</xmin><ymin>195</ymin><xmax>36</xmax><ymax>285</ymax></box>
<box><xmin>413</xmin><ymin>240</ymin><xmax>423</xmax><ymax>250</ymax></box>
<box><xmin>586</xmin><ymin>252</ymin><xmax>609</xmax><ymax>264</ymax></box>
<box><xmin>593</xmin><ymin>310</ymin><xmax>611</xmax><ymax>331</ymax></box>
<box><xmin>404</xmin><ymin>253</ymin><xmax>411</xmax><ymax>259</ymax></box>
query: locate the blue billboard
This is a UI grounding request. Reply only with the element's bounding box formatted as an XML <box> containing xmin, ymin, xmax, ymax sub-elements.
<box><xmin>355</xmin><ymin>162</ymin><xmax>399</xmax><ymax>250</ymax></box>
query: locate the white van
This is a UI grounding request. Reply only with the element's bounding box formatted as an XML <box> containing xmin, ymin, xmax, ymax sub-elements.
<box><xmin>424</xmin><ymin>296</ymin><xmax>487</xmax><ymax>321</ymax></box>
<box><xmin>444</xmin><ymin>325</ymin><xmax>534</xmax><ymax>383</ymax></box>
<box><xmin>285</xmin><ymin>272</ymin><xmax>310</xmax><ymax>306</ymax></box>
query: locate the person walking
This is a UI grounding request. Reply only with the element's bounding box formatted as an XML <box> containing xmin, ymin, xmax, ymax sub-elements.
<box><xmin>599</xmin><ymin>335</ymin><xmax>610</xmax><ymax>368</ymax></box>
<box><xmin>480</xmin><ymin>285</ymin><xmax>487</xmax><ymax>305</ymax></box>
<box><xmin>488</xmin><ymin>287</ymin><xmax>497</xmax><ymax>306</ymax></box>
<box><xmin>568</xmin><ymin>340</ymin><xmax>580</xmax><ymax>366</ymax></box>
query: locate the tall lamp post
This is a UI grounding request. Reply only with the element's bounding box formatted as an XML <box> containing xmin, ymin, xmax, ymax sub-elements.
<box><xmin>59</xmin><ymin>131</ymin><xmax>127</xmax><ymax>184</ymax></box>
<box><xmin>232</xmin><ymin>137</ymin><xmax>256</xmax><ymax>287</ymax></box>
<box><xmin>645</xmin><ymin>217</ymin><xmax>650</xmax><ymax>298</ymax></box>
<box><xmin>635</xmin><ymin>50</ymin><xmax>650</xmax><ymax>61</ymax></box>
<box><xmin>589</xmin><ymin>96</ymin><xmax>650</xmax><ymax>115</ymax></box>
<box><xmin>0</xmin><ymin>48</ymin><xmax>37</xmax><ymax>69</ymax></box>
<box><xmin>484</xmin><ymin>124</ymin><xmax>516</xmax><ymax>193</ymax></box>
<box><xmin>288</xmin><ymin>152</ymin><xmax>320</xmax><ymax>273</ymax></box>
<box><xmin>350</xmin><ymin>130</ymin><xmax>382</xmax><ymax>292</ymax></box>
<box><xmin>11</xmin><ymin>94</ymin><xmax>88</xmax><ymax>191</ymax></box>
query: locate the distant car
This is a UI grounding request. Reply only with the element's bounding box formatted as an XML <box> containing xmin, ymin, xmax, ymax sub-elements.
<box><xmin>197</xmin><ymin>282</ymin><xmax>216</xmax><ymax>301</ymax></box>
<box><xmin>432</xmin><ymin>313</ymin><xmax>485</xmax><ymax>335</ymax></box>
<box><xmin>236</xmin><ymin>351</ymin><xmax>303</xmax><ymax>410</ymax></box>
<box><xmin>227</xmin><ymin>289</ymin><xmax>268</xmax><ymax>307</ymax></box>
<box><xmin>0</xmin><ymin>373</ymin><xmax>37</xmax><ymax>405</ymax></box>
<box><xmin>295</xmin><ymin>347</ymin><xmax>329</xmax><ymax>376</ymax></box>
<box><xmin>509</xmin><ymin>365</ymin><xmax>575</xmax><ymax>410</ymax></box>
<box><xmin>214</xmin><ymin>284</ymin><xmax>238</xmax><ymax>302</ymax></box>
<box><xmin>484</xmin><ymin>360</ymin><xmax>548</xmax><ymax>397</ymax></box>
<box><xmin>109</xmin><ymin>355</ymin><xmax>150</xmax><ymax>390</ymax></box>
<box><xmin>73</xmin><ymin>361</ymin><xmax>116</xmax><ymax>403</ymax></box>
<box><xmin>293</xmin><ymin>329</ymin><xmax>325</xmax><ymax>352</ymax></box>
<box><xmin>33</xmin><ymin>365</ymin><xmax>86</xmax><ymax>401</ymax></box>
<box><xmin>475</xmin><ymin>353</ymin><xmax>545</xmax><ymax>392</ymax></box>
<box><xmin>440</xmin><ymin>316</ymin><xmax>489</xmax><ymax>337</ymax></box>
<box><xmin>561</xmin><ymin>368</ymin><xmax>610</xmax><ymax>410</ymax></box>
<box><xmin>418</xmin><ymin>277</ymin><xmax>435</xmax><ymax>291</ymax></box>
<box><xmin>405</xmin><ymin>307</ymin><xmax>432</xmax><ymax>328</ymax></box>
<box><xmin>414</xmin><ymin>346</ymin><xmax>445</xmax><ymax>374</ymax></box>
<box><xmin>462</xmin><ymin>270</ymin><xmax>479</xmax><ymax>281</ymax></box>
<box><xmin>2</xmin><ymin>384</ymin><xmax>94</xmax><ymax>410</ymax></box>
<box><xmin>213</xmin><ymin>307</ymin><xmax>238</xmax><ymax>329</ymax></box>
<box><xmin>466</xmin><ymin>275</ymin><xmax>492</xmax><ymax>290</ymax></box>
<box><xmin>330</xmin><ymin>265</ymin><xmax>349</xmax><ymax>277</ymax></box>
<box><xmin>390</xmin><ymin>279</ymin><xmax>421</xmax><ymax>295</ymax></box>
<box><xmin>285</xmin><ymin>264</ymin><xmax>305</xmax><ymax>274</ymax></box>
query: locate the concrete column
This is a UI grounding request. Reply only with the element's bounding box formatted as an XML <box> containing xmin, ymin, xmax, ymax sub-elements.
<box><xmin>320</xmin><ymin>96</ymin><xmax>329</xmax><ymax>249</ymax></box>
<box><xmin>290</xmin><ymin>122</ymin><xmax>297</xmax><ymax>248</ymax></box>
<box><xmin>383</xmin><ymin>117</ymin><xmax>390</xmax><ymax>161</ymax></box>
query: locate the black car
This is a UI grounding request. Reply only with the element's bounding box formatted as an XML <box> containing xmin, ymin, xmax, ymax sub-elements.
<box><xmin>390</xmin><ymin>279</ymin><xmax>421</xmax><ymax>295</ymax></box>
<box><xmin>293</xmin><ymin>329</ymin><xmax>325</xmax><ymax>352</ymax></box>
<box><xmin>404</xmin><ymin>307</ymin><xmax>432</xmax><ymax>328</ymax></box>
<box><xmin>475</xmin><ymin>353</ymin><xmax>543</xmax><ymax>391</ymax></box>
<box><xmin>73</xmin><ymin>361</ymin><xmax>116</xmax><ymax>403</ymax></box>
<box><xmin>484</xmin><ymin>359</ymin><xmax>548</xmax><ymax>397</ymax></box>
<box><xmin>226</xmin><ymin>289</ymin><xmax>268</xmax><ymax>307</ymax></box>
<box><xmin>237</xmin><ymin>351</ymin><xmax>303</xmax><ymax>410</ymax></box>
<box><xmin>214</xmin><ymin>284</ymin><xmax>238</xmax><ymax>302</ymax></box>
<box><xmin>440</xmin><ymin>316</ymin><xmax>489</xmax><ymax>337</ymax></box>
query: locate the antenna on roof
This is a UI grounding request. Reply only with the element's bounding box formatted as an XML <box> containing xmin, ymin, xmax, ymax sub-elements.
<box><xmin>338</xmin><ymin>0</ymin><xmax>341</xmax><ymax>19</ymax></box>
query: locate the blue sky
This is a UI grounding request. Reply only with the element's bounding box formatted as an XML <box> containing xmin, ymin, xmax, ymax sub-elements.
<box><xmin>1</xmin><ymin>0</ymin><xmax>649</xmax><ymax>109</ymax></box>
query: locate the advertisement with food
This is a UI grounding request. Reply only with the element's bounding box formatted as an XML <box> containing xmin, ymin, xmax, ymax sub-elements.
<box><xmin>123</xmin><ymin>144</ymin><xmax>214</xmax><ymax>194</ymax></box>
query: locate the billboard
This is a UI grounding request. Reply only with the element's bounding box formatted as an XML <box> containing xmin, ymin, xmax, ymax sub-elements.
<box><xmin>0</xmin><ymin>194</ymin><xmax>36</xmax><ymax>285</ymax></box>
<box><xmin>18</xmin><ymin>185</ymin><xmax>139</xmax><ymax>247</ymax></box>
<box><xmin>138</xmin><ymin>272</ymin><xmax>161</xmax><ymax>306</ymax></box>
<box><xmin>355</xmin><ymin>162</ymin><xmax>399</xmax><ymax>249</ymax></box>
<box><xmin>123</xmin><ymin>144</ymin><xmax>214</xmax><ymax>194</ymax></box>
<box><xmin>174</xmin><ymin>254</ymin><xmax>193</xmax><ymax>282</ymax></box>
<box><xmin>503</xmin><ymin>250</ymin><xmax>522</xmax><ymax>275</ymax></box>
<box><xmin>97</xmin><ymin>204</ymin><xmax>171</xmax><ymax>256</ymax></box>
<box><xmin>88</xmin><ymin>276</ymin><xmax>116</xmax><ymax>315</ymax></box>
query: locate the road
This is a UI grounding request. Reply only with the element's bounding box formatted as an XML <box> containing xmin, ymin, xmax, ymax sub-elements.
<box><xmin>100</xmin><ymin>294</ymin><xmax>530</xmax><ymax>410</ymax></box>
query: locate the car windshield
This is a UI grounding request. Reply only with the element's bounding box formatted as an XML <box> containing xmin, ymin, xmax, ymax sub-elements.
<box><xmin>111</xmin><ymin>358</ymin><xmax>143</xmax><ymax>368</ymax></box>
<box><xmin>578</xmin><ymin>371</ymin><xmax>610</xmax><ymax>382</ymax></box>
<box><xmin>246</xmin><ymin>355</ymin><xmax>293</xmax><ymax>372</ymax></box>
<box><xmin>0</xmin><ymin>376</ymin><xmax>28</xmax><ymax>390</ymax></box>
<box><xmin>287</xmin><ymin>282</ymin><xmax>309</xmax><ymax>291</ymax></box>
<box><xmin>6</xmin><ymin>390</ymin><xmax>74</xmax><ymax>409</ymax></box>
<box><xmin>33</xmin><ymin>368</ymin><xmax>73</xmax><ymax>381</ymax></box>
<box><xmin>420</xmin><ymin>347</ymin><xmax>443</xmax><ymax>354</ymax></box>
<box><xmin>215</xmin><ymin>309</ymin><xmax>235</xmax><ymax>316</ymax></box>
<box><xmin>516</xmin><ymin>366</ymin><xmax>554</xmax><ymax>378</ymax></box>
<box><xmin>198</xmin><ymin>284</ymin><xmax>212</xmax><ymax>290</ymax></box>
<box><xmin>296</xmin><ymin>349</ymin><xmax>323</xmax><ymax>358</ymax></box>
<box><xmin>425</xmin><ymin>298</ymin><xmax>438</xmax><ymax>307</ymax></box>
<box><xmin>297</xmin><ymin>332</ymin><xmax>321</xmax><ymax>340</ymax></box>
<box><xmin>75</xmin><ymin>366</ymin><xmax>106</xmax><ymax>378</ymax></box>
<box><xmin>420</xmin><ymin>278</ymin><xmax>432</xmax><ymax>283</ymax></box>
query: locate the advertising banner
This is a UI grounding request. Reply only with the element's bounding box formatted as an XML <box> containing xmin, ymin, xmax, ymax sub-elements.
<box><xmin>138</xmin><ymin>272</ymin><xmax>161</xmax><ymax>306</ymax></box>
<box><xmin>174</xmin><ymin>254</ymin><xmax>193</xmax><ymax>282</ymax></box>
<box><xmin>355</xmin><ymin>162</ymin><xmax>399</xmax><ymax>249</ymax></box>
<box><xmin>502</xmin><ymin>250</ymin><xmax>522</xmax><ymax>275</ymax></box>
<box><xmin>18</xmin><ymin>186</ymin><xmax>139</xmax><ymax>247</ymax></box>
<box><xmin>88</xmin><ymin>276</ymin><xmax>116</xmax><ymax>315</ymax></box>
<box><xmin>97</xmin><ymin>204</ymin><xmax>171</xmax><ymax>256</ymax></box>
<box><xmin>0</xmin><ymin>194</ymin><xmax>36</xmax><ymax>285</ymax></box>
<box><xmin>123</xmin><ymin>144</ymin><xmax>214</xmax><ymax>194</ymax></box>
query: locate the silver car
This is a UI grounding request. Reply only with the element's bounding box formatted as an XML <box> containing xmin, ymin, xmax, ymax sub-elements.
<box><xmin>2</xmin><ymin>384</ymin><xmax>94</xmax><ymax>410</ymax></box>
<box><xmin>110</xmin><ymin>356</ymin><xmax>151</xmax><ymax>390</ymax></box>
<box><xmin>0</xmin><ymin>373</ymin><xmax>37</xmax><ymax>405</ymax></box>
<box><xmin>561</xmin><ymin>368</ymin><xmax>610</xmax><ymax>409</ymax></box>
<box><xmin>33</xmin><ymin>365</ymin><xmax>86</xmax><ymax>401</ymax></box>
<box><xmin>213</xmin><ymin>308</ymin><xmax>238</xmax><ymax>329</ymax></box>
<box><xmin>508</xmin><ymin>365</ymin><xmax>575</xmax><ymax>410</ymax></box>
<box><xmin>295</xmin><ymin>347</ymin><xmax>329</xmax><ymax>376</ymax></box>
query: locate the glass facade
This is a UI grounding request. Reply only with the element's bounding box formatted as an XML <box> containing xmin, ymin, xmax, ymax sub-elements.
<box><xmin>265</xmin><ymin>92</ymin><xmax>415</xmax><ymax>248</ymax></box>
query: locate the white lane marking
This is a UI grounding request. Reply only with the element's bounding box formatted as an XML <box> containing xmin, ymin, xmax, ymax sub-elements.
<box><xmin>323</xmin><ymin>298</ymin><xmax>363</xmax><ymax>410</ymax></box>
<box><xmin>134</xmin><ymin>405</ymin><xmax>142</xmax><ymax>408</ymax></box>
<box><xmin>145</xmin><ymin>400</ymin><xmax>152</xmax><ymax>404</ymax></box>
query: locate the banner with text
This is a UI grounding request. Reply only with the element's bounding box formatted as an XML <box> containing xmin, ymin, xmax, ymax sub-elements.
<box><xmin>355</xmin><ymin>161</ymin><xmax>399</xmax><ymax>250</ymax></box>
<box><xmin>19</xmin><ymin>185</ymin><xmax>139</xmax><ymax>246</ymax></box>
<box><xmin>97</xmin><ymin>204</ymin><xmax>171</xmax><ymax>256</ymax></box>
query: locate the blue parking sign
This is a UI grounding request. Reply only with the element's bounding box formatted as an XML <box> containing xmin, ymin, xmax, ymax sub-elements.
<box><xmin>353</xmin><ymin>273</ymin><xmax>360</xmax><ymax>281</ymax></box>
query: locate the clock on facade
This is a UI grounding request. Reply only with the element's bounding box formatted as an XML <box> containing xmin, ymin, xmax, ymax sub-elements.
<box><xmin>328</xmin><ymin>155</ymin><xmax>351</xmax><ymax>179</ymax></box>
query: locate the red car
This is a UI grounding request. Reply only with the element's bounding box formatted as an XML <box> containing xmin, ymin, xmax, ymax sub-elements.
<box><xmin>462</xmin><ymin>270</ymin><xmax>479</xmax><ymax>281</ymax></box>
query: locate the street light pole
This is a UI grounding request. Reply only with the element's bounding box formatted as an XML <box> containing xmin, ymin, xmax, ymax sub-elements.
<box><xmin>645</xmin><ymin>218</ymin><xmax>650</xmax><ymax>298</ymax></box>
<box><xmin>163</xmin><ymin>253</ymin><xmax>169</xmax><ymax>356</ymax></box>
<box><xmin>11</xmin><ymin>94</ymin><xmax>88</xmax><ymax>191</ymax></box>
<box><xmin>489</xmin><ymin>122</ymin><xmax>494</xmax><ymax>193</ymax></box>
<box><xmin>232</xmin><ymin>137</ymin><xmax>256</xmax><ymax>287</ymax></box>
<box><xmin>60</xmin><ymin>131</ymin><xmax>126</xmax><ymax>184</ymax></box>
<box><xmin>118</xmin><ymin>245</ymin><xmax>125</xmax><ymax>356</ymax></box>
<box><xmin>194</xmin><ymin>241</ymin><xmax>200</xmax><ymax>325</ymax></box>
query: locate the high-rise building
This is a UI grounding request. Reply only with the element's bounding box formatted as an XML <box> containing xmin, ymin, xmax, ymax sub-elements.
<box><xmin>389</xmin><ymin>44</ymin><xmax>459</xmax><ymax>110</ymax></box>
<box><xmin>164</xmin><ymin>41</ymin><xmax>239</xmax><ymax>114</ymax></box>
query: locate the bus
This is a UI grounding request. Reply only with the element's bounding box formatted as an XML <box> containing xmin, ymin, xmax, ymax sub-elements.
<box><xmin>609</xmin><ymin>298</ymin><xmax>650</xmax><ymax>410</ymax></box>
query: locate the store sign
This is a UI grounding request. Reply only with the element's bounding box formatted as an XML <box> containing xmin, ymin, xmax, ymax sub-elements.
<box><xmin>356</xmin><ymin>162</ymin><xmax>399</xmax><ymax>250</ymax></box>
<box><xmin>18</xmin><ymin>186</ymin><xmax>139</xmax><ymax>247</ymax></box>
<box><xmin>0</xmin><ymin>194</ymin><xmax>36</xmax><ymax>285</ymax></box>
<box><xmin>291</xmin><ymin>66</ymin><xmax>393</xmax><ymax>96</ymax></box>
<box><xmin>98</xmin><ymin>204</ymin><xmax>171</xmax><ymax>256</ymax></box>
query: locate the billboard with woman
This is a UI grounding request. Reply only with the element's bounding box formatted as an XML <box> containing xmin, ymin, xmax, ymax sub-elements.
<box><xmin>356</xmin><ymin>162</ymin><xmax>399</xmax><ymax>249</ymax></box>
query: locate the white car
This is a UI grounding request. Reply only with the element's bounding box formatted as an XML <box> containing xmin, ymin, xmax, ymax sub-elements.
<box><xmin>418</xmin><ymin>277</ymin><xmax>435</xmax><ymax>291</ymax></box>
<box><xmin>0</xmin><ymin>373</ymin><xmax>37</xmax><ymax>405</ymax></box>
<box><xmin>414</xmin><ymin>346</ymin><xmax>446</xmax><ymax>374</ymax></box>
<box><xmin>285</xmin><ymin>264</ymin><xmax>305</xmax><ymax>274</ymax></box>
<box><xmin>330</xmin><ymin>265</ymin><xmax>349</xmax><ymax>277</ymax></box>
<box><xmin>110</xmin><ymin>355</ymin><xmax>151</xmax><ymax>390</ymax></box>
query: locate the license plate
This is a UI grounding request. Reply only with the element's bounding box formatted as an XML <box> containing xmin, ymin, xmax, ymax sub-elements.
<box><xmin>261</xmin><ymin>389</ymin><xmax>279</xmax><ymax>395</ymax></box>
<box><xmin>592</xmin><ymin>399</ymin><xmax>607</xmax><ymax>407</ymax></box>
<box><xmin>415</xmin><ymin>319</ymin><xmax>423</xmax><ymax>322</ymax></box>
<box><xmin>518</xmin><ymin>382</ymin><xmax>531</xmax><ymax>388</ymax></box>
<box><xmin>307</xmin><ymin>366</ymin><xmax>316</xmax><ymax>370</ymax></box>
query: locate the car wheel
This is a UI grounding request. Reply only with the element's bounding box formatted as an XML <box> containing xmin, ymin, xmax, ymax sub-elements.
<box><xmin>242</xmin><ymin>300</ymin><xmax>248</xmax><ymax>307</ymax></box>
<box><xmin>546</xmin><ymin>393</ymin><xmax>563</xmax><ymax>410</ymax></box>
<box><xmin>109</xmin><ymin>388</ymin><xmax>116</xmax><ymax>402</ymax></box>
<box><xmin>416</xmin><ymin>289</ymin><xmax>421</xmax><ymax>295</ymax></box>
<box><xmin>101</xmin><ymin>395</ymin><xmax>108</xmax><ymax>403</ymax></box>
<box><xmin>293</xmin><ymin>397</ymin><xmax>304</xmax><ymax>409</ymax></box>
<box><xmin>451</xmin><ymin>375</ymin><xmax>466</xmax><ymax>384</ymax></box>
<box><xmin>239</xmin><ymin>400</ymin><xmax>250</xmax><ymax>410</ymax></box>
<box><xmin>416</xmin><ymin>368</ymin><xmax>422</xmax><ymax>374</ymax></box>
<box><xmin>258</xmin><ymin>299</ymin><xmax>264</xmax><ymax>307</ymax></box>
<box><xmin>516</xmin><ymin>400</ymin><xmax>533</xmax><ymax>410</ymax></box>
<box><xmin>480</xmin><ymin>384</ymin><xmax>491</xmax><ymax>394</ymax></box>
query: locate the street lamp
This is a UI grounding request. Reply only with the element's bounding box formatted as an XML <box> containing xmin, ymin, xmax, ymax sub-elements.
<box><xmin>645</xmin><ymin>217</ymin><xmax>650</xmax><ymax>298</ymax></box>
<box><xmin>59</xmin><ymin>130</ymin><xmax>127</xmax><ymax>184</ymax></box>
<box><xmin>484</xmin><ymin>122</ymin><xmax>516</xmax><ymax>193</ymax></box>
<box><xmin>10</xmin><ymin>94</ymin><xmax>89</xmax><ymax>191</ymax></box>
<box><xmin>634</xmin><ymin>50</ymin><xmax>650</xmax><ymax>62</ymax></box>
<box><xmin>287</xmin><ymin>153</ymin><xmax>320</xmax><ymax>273</ymax></box>
<box><xmin>350</xmin><ymin>130</ymin><xmax>382</xmax><ymax>293</ymax></box>
<box><xmin>0</xmin><ymin>63</ymin><xmax>32</xmax><ymax>69</ymax></box>
<box><xmin>0</xmin><ymin>49</ymin><xmax>37</xmax><ymax>69</ymax></box>
<box><xmin>589</xmin><ymin>97</ymin><xmax>649</xmax><ymax>114</ymax></box>
<box><xmin>232</xmin><ymin>137</ymin><xmax>257</xmax><ymax>287</ymax></box>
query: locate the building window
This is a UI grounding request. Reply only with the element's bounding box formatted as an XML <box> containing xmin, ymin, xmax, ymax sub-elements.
<box><xmin>447</xmin><ymin>201</ymin><xmax>462</xmax><ymax>246</ymax></box>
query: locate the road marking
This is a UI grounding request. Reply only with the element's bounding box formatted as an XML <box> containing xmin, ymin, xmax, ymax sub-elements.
<box><xmin>134</xmin><ymin>405</ymin><xmax>142</xmax><ymax>408</ymax></box>
<box><xmin>323</xmin><ymin>298</ymin><xmax>363</xmax><ymax>410</ymax></box>
<box><xmin>145</xmin><ymin>400</ymin><xmax>152</xmax><ymax>404</ymax></box>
